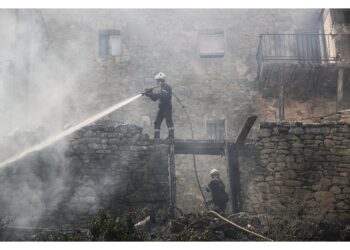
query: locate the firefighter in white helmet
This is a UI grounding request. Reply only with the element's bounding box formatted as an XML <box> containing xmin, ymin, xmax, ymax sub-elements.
<box><xmin>143</xmin><ymin>72</ymin><xmax>174</xmax><ymax>140</ymax></box>
<box><xmin>206</xmin><ymin>169</ymin><xmax>229</xmax><ymax>214</ymax></box>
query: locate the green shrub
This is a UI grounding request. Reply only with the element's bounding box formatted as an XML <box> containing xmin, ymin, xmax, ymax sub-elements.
<box><xmin>89</xmin><ymin>209</ymin><xmax>150</xmax><ymax>241</ymax></box>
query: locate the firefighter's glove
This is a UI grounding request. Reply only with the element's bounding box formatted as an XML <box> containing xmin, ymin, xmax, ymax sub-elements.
<box><xmin>142</xmin><ymin>88</ymin><xmax>152</xmax><ymax>97</ymax></box>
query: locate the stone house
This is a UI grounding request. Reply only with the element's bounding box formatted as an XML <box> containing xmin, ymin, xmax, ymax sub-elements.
<box><xmin>0</xmin><ymin>9</ymin><xmax>349</xmax><ymax>224</ymax></box>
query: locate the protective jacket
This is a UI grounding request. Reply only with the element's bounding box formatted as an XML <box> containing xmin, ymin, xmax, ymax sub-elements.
<box><xmin>148</xmin><ymin>83</ymin><xmax>172</xmax><ymax>108</ymax></box>
<box><xmin>206</xmin><ymin>176</ymin><xmax>229</xmax><ymax>213</ymax></box>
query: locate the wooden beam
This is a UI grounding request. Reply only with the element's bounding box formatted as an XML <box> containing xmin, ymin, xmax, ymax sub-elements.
<box><xmin>227</xmin><ymin>116</ymin><xmax>257</xmax><ymax>212</ymax></box>
<box><xmin>227</xmin><ymin>143</ymin><xmax>240</xmax><ymax>213</ymax></box>
<box><xmin>168</xmin><ymin>144</ymin><xmax>176</xmax><ymax>218</ymax></box>
<box><xmin>337</xmin><ymin>68</ymin><xmax>344</xmax><ymax>112</ymax></box>
<box><xmin>278</xmin><ymin>66</ymin><xmax>285</xmax><ymax>121</ymax></box>
<box><xmin>151</xmin><ymin>139</ymin><xmax>234</xmax><ymax>155</ymax></box>
<box><xmin>174</xmin><ymin>140</ymin><xmax>226</xmax><ymax>155</ymax></box>
<box><xmin>235</xmin><ymin>116</ymin><xmax>258</xmax><ymax>147</ymax></box>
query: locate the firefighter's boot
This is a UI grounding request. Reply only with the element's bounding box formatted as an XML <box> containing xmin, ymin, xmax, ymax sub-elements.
<box><xmin>168</xmin><ymin>128</ymin><xmax>174</xmax><ymax>142</ymax></box>
<box><xmin>154</xmin><ymin>130</ymin><xmax>160</xmax><ymax>140</ymax></box>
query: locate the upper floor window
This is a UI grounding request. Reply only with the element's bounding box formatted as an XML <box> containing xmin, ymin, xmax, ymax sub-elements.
<box><xmin>198</xmin><ymin>30</ymin><xmax>225</xmax><ymax>57</ymax></box>
<box><xmin>344</xmin><ymin>10</ymin><xmax>350</xmax><ymax>24</ymax></box>
<box><xmin>99</xmin><ymin>30</ymin><xmax>121</xmax><ymax>57</ymax></box>
<box><xmin>206</xmin><ymin>119</ymin><xmax>225</xmax><ymax>140</ymax></box>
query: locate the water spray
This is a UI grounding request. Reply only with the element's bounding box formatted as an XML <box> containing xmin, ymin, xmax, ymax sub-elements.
<box><xmin>0</xmin><ymin>94</ymin><xmax>142</xmax><ymax>168</ymax></box>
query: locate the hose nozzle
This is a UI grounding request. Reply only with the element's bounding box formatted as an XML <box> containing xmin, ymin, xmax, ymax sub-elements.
<box><xmin>141</xmin><ymin>86</ymin><xmax>158</xmax><ymax>96</ymax></box>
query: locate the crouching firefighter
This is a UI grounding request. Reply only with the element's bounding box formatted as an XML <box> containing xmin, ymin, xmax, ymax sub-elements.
<box><xmin>143</xmin><ymin>72</ymin><xmax>174</xmax><ymax>140</ymax></box>
<box><xmin>206</xmin><ymin>169</ymin><xmax>229</xmax><ymax>214</ymax></box>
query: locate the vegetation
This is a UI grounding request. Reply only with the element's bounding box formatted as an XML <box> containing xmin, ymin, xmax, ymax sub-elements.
<box><xmin>34</xmin><ymin>209</ymin><xmax>150</xmax><ymax>241</ymax></box>
<box><xmin>15</xmin><ymin>208</ymin><xmax>350</xmax><ymax>241</ymax></box>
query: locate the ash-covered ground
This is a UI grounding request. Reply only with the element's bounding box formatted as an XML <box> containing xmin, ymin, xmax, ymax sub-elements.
<box><xmin>1</xmin><ymin>208</ymin><xmax>349</xmax><ymax>241</ymax></box>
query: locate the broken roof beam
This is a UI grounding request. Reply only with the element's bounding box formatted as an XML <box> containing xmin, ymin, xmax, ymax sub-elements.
<box><xmin>235</xmin><ymin>115</ymin><xmax>258</xmax><ymax>147</ymax></box>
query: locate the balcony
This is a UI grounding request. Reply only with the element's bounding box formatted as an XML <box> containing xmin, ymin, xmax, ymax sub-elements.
<box><xmin>255</xmin><ymin>34</ymin><xmax>343</xmax><ymax>100</ymax></box>
<box><xmin>255</xmin><ymin>34</ymin><xmax>350</xmax><ymax>120</ymax></box>
<box><xmin>256</xmin><ymin>33</ymin><xmax>337</xmax><ymax>83</ymax></box>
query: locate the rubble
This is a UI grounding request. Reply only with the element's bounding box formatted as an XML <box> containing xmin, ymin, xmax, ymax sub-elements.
<box><xmin>25</xmin><ymin>209</ymin><xmax>350</xmax><ymax>241</ymax></box>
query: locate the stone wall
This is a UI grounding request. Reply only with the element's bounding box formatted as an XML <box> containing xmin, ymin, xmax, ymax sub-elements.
<box><xmin>0</xmin><ymin>122</ymin><xmax>169</xmax><ymax>227</ymax></box>
<box><xmin>327</xmin><ymin>9</ymin><xmax>350</xmax><ymax>64</ymax></box>
<box><xmin>0</xmin><ymin>9</ymin><xmax>328</xmax><ymax>214</ymax></box>
<box><xmin>240</xmin><ymin>121</ymin><xmax>350</xmax><ymax>222</ymax></box>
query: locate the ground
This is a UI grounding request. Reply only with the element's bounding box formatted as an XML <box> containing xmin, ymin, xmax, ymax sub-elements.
<box><xmin>1</xmin><ymin>209</ymin><xmax>349</xmax><ymax>241</ymax></box>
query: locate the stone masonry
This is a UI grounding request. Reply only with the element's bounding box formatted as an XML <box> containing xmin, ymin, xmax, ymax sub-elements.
<box><xmin>64</xmin><ymin>122</ymin><xmax>169</xmax><ymax>222</ymax></box>
<box><xmin>0</xmin><ymin>121</ymin><xmax>169</xmax><ymax>227</ymax></box>
<box><xmin>240</xmin><ymin>121</ymin><xmax>350</xmax><ymax>222</ymax></box>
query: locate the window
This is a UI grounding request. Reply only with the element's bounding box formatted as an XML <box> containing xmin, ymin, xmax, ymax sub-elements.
<box><xmin>198</xmin><ymin>30</ymin><xmax>225</xmax><ymax>57</ymax></box>
<box><xmin>99</xmin><ymin>30</ymin><xmax>121</xmax><ymax>57</ymax></box>
<box><xmin>344</xmin><ymin>10</ymin><xmax>350</xmax><ymax>24</ymax></box>
<box><xmin>206</xmin><ymin>119</ymin><xmax>225</xmax><ymax>140</ymax></box>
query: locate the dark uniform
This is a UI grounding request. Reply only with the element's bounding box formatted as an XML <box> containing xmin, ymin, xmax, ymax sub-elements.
<box><xmin>206</xmin><ymin>177</ymin><xmax>229</xmax><ymax>213</ymax></box>
<box><xmin>146</xmin><ymin>82</ymin><xmax>174</xmax><ymax>139</ymax></box>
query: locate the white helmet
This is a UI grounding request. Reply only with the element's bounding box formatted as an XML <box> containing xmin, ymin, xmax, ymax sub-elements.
<box><xmin>154</xmin><ymin>72</ymin><xmax>166</xmax><ymax>80</ymax></box>
<box><xmin>210</xmin><ymin>169</ymin><xmax>220</xmax><ymax>177</ymax></box>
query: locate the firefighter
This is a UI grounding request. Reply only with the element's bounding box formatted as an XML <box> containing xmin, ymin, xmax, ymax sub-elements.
<box><xmin>206</xmin><ymin>169</ymin><xmax>229</xmax><ymax>214</ymax></box>
<box><xmin>143</xmin><ymin>72</ymin><xmax>174</xmax><ymax>140</ymax></box>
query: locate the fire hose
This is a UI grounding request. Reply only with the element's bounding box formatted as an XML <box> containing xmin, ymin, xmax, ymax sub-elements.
<box><xmin>172</xmin><ymin>92</ymin><xmax>208</xmax><ymax>209</ymax></box>
<box><xmin>142</xmin><ymin>86</ymin><xmax>208</xmax><ymax>208</ymax></box>
<box><xmin>209</xmin><ymin>210</ymin><xmax>273</xmax><ymax>241</ymax></box>
<box><xmin>144</xmin><ymin>88</ymin><xmax>273</xmax><ymax>241</ymax></box>
<box><xmin>172</xmin><ymin>92</ymin><xmax>274</xmax><ymax>241</ymax></box>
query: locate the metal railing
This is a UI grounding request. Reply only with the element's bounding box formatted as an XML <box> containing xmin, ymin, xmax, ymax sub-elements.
<box><xmin>256</xmin><ymin>33</ymin><xmax>337</xmax><ymax>80</ymax></box>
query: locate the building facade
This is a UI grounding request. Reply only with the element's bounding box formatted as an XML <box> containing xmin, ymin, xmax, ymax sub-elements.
<box><xmin>1</xmin><ymin>9</ymin><xmax>349</xmax><ymax>214</ymax></box>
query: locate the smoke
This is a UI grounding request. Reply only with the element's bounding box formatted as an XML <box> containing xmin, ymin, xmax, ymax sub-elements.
<box><xmin>0</xmin><ymin>94</ymin><xmax>141</xmax><ymax>168</ymax></box>
<box><xmin>0</xmin><ymin>9</ymin><xmax>128</xmax><ymax>228</ymax></box>
<box><xmin>0</xmin><ymin>10</ymin><xmax>163</xmax><ymax>230</ymax></box>
<box><xmin>0</xmin><ymin>9</ymin><xmax>324</xmax><ymax>229</ymax></box>
<box><xmin>0</xmin><ymin>143</ymin><xmax>68</xmax><ymax>227</ymax></box>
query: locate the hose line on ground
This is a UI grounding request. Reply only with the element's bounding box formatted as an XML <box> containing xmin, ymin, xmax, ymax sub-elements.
<box><xmin>172</xmin><ymin>92</ymin><xmax>274</xmax><ymax>242</ymax></box>
<box><xmin>209</xmin><ymin>210</ymin><xmax>273</xmax><ymax>241</ymax></box>
<box><xmin>172</xmin><ymin>92</ymin><xmax>208</xmax><ymax>209</ymax></box>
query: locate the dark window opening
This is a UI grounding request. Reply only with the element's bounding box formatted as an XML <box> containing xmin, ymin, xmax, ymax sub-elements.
<box><xmin>99</xmin><ymin>30</ymin><xmax>121</xmax><ymax>57</ymax></box>
<box><xmin>344</xmin><ymin>10</ymin><xmax>350</xmax><ymax>24</ymax></box>
<box><xmin>206</xmin><ymin>119</ymin><xmax>225</xmax><ymax>140</ymax></box>
<box><xmin>198</xmin><ymin>30</ymin><xmax>225</xmax><ymax>57</ymax></box>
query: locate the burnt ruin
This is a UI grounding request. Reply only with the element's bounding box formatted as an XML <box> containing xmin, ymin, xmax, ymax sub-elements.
<box><xmin>0</xmin><ymin>9</ymin><xmax>350</xmax><ymax>241</ymax></box>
